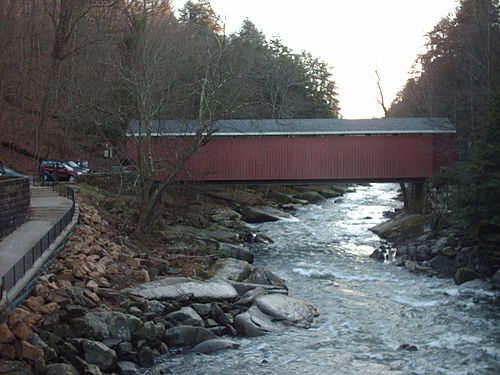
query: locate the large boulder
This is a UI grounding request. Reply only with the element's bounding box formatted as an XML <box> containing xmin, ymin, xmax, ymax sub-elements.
<box><xmin>255</xmin><ymin>294</ymin><xmax>318</xmax><ymax>326</ymax></box>
<box><xmin>212</xmin><ymin>258</ymin><xmax>253</xmax><ymax>281</ymax></box>
<box><xmin>164</xmin><ymin>326</ymin><xmax>217</xmax><ymax>347</ymax></box>
<box><xmin>429</xmin><ymin>255</ymin><xmax>457</xmax><ymax>276</ymax></box>
<box><xmin>238</xmin><ymin>206</ymin><xmax>291</xmax><ymax>223</ymax></box>
<box><xmin>370</xmin><ymin>213</ymin><xmax>433</xmax><ymax>240</ymax></box>
<box><xmin>234</xmin><ymin>294</ymin><xmax>318</xmax><ymax>337</ymax></box>
<box><xmin>125</xmin><ymin>277</ymin><xmax>238</xmax><ymax>302</ymax></box>
<box><xmin>233</xmin><ymin>305</ymin><xmax>282</xmax><ymax>336</ymax></box>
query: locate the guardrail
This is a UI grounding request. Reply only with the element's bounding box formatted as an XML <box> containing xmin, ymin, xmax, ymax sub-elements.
<box><xmin>0</xmin><ymin>185</ymin><xmax>75</xmax><ymax>300</ymax></box>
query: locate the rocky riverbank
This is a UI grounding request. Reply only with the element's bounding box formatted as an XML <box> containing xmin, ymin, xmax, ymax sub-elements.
<box><xmin>0</xmin><ymin>183</ymin><xmax>347</xmax><ymax>375</ymax></box>
<box><xmin>369</xmin><ymin>210</ymin><xmax>500</xmax><ymax>289</ymax></box>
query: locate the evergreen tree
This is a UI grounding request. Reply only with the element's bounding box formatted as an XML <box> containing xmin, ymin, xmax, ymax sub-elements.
<box><xmin>456</xmin><ymin>89</ymin><xmax>500</xmax><ymax>232</ymax></box>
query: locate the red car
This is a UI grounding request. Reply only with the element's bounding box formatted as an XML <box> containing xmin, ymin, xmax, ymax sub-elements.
<box><xmin>40</xmin><ymin>160</ymin><xmax>81</xmax><ymax>182</ymax></box>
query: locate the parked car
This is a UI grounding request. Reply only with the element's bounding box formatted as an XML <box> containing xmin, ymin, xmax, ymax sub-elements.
<box><xmin>40</xmin><ymin>160</ymin><xmax>82</xmax><ymax>182</ymax></box>
<box><xmin>0</xmin><ymin>165</ymin><xmax>26</xmax><ymax>177</ymax></box>
<box><xmin>66</xmin><ymin>160</ymin><xmax>92</xmax><ymax>174</ymax></box>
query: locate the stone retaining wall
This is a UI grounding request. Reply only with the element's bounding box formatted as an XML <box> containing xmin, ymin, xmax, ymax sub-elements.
<box><xmin>0</xmin><ymin>176</ymin><xmax>30</xmax><ymax>240</ymax></box>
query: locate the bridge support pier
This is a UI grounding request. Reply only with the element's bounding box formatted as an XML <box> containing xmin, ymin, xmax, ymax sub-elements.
<box><xmin>408</xmin><ymin>182</ymin><xmax>427</xmax><ymax>214</ymax></box>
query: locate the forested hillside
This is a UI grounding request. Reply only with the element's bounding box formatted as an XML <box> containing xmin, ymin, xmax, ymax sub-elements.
<box><xmin>388</xmin><ymin>0</ymin><xmax>499</xmax><ymax>232</ymax></box>
<box><xmin>0</xmin><ymin>0</ymin><xmax>339</xmax><ymax>173</ymax></box>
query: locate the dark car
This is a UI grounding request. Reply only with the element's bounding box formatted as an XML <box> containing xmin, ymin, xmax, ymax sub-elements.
<box><xmin>40</xmin><ymin>160</ymin><xmax>81</xmax><ymax>182</ymax></box>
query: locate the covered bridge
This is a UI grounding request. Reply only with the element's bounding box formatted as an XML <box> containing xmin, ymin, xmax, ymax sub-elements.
<box><xmin>126</xmin><ymin>118</ymin><xmax>455</xmax><ymax>183</ymax></box>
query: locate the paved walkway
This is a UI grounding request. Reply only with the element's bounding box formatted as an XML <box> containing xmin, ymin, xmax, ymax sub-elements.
<box><xmin>0</xmin><ymin>186</ymin><xmax>73</xmax><ymax>278</ymax></box>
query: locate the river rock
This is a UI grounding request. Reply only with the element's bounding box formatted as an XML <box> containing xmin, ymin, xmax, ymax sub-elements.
<box><xmin>117</xmin><ymin>361</ymin><xmax>139</xmax><ymax>375</ymax></box>
<box><xmin>244</xmin><ymin>266</ymin><xmax>287</xmax><ymax>289</ymax></box>
<box><xmin>234</xmin><ymin>294</ymin><xmax>318</xmax><ymax>337</ymax></box>
<box><xmin>0</xmin><ymin>360</ymin><xmax>33</xmax><ymax>375</ymax></box>
<box><xmin>212</xmin><ymin>258</ymin><xmax>253</xmax><ymax>281</ymax></box>
<box><xmin>81</xmin><ymin>339</ymin><xmax>117</xmax><ymax>370</ymax></box>
<box><xmin>137</xmin><ymin>346</ymin><xmax>154</xmax><ymax>366</ymax></box>
<box><xmin>13</xmin><ymin>339</ymin><xmax>44</xmax><ymax>360</ymax></box>
<box><xmin>133</xmin><ymin>321</ymin><xmax>165</xmax><ymax>340</ymax></box>
<box><xmin>167</xmin><ymin>225</ymin><xmax>240</xmax><ymax>244</ymax></box>
<box><xmin>217</xmin><ymin>243</ymin><xmax>254</xmax><ymax>263</ymax></box>
<box><xmin>238</xmin><ymin>206</ymin><xmax>291</xmax><ymax>223</ymax></box>
<box><xmin>233</xmin><ymin>305</ymin><xmax>282</xmax><ymax>336</ymax></box>
<box><xmin>429</xmin><ymin>255</ymin><xmax>457</xmax><ymax>276</ymax></box>
<box><xmin>164</xmin><ymin>326</ymin><xmax>217</xmax><ymax>347</ymax></box>
<box><xmin>190</xmin><ymin>338</ymin><xmax>240</xmax><ymax>354</ymax></box>
<box><xmin>294</xmin><ymin>190</ymin><xmax>324</xmax><ymax>203</ymax></box>
<box><xmin>255</xmin><ymin>294</ymin><xmax>318</xmax><ymax>326</ymax></box>
<box><xmin>0</xmin><ymin>324</ymin><xmax>15</xmax><ymax>344</ymax></box>
<box><xmin>142</xmin><ymin>300</ymin><xmax>166</xmax><ymax>317</ymax></box>
<box><xmin>454</xmin><ymin>267</ymin><xmax>478</xmax><ymax>285</ymax></box>
<box><xmin>165</xmin><ymin>307</ymin><xmax>204</xmax><ymax>327</ymax></box>
<box><xmin>125</xmin><ymin>277</ymin><xmax>238</xmax><ymax>302</ymax></box>
<box><xmin>370</xmin><ymin>213</ymin><xmax>432</xmax><ymax>239</ymax></box>
<box><xmin>234</xmin><ymin>287</ymin><xmax>269</xmax><ymax>307</ymax></box>
<box><xmin>492</xmin><ymin>269</ymin><xmax>500</xmax><ymax>290</ymax></box>
<box><xmin>226</xmin><ymin>280</ymin><xmax>288</xmax><ymax>296</ymax></box>
<box><xmin>209</xmin><ymin>208</ymin><xmax>243</xmax><ymax>226</ymax></box>
<box><xmin>46</xmin><ymin>363</ymin><xmax>79</xmax><ymax>375</ymax></box>
<box><xmin>70</xmin><ymin>311</ymin><xmax>142</xmax><ymax>341</ymax></box>
<box><xmin>160</xmin><ymin>231</ymin><xmax>219</xmax><ymax>253</ymax></box>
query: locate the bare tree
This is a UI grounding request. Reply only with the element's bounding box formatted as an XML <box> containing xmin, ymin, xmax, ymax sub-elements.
<box><xmin>110</xmin><ymin>3</ymin><xmax>235</xmax><ymax>233</ymax></box>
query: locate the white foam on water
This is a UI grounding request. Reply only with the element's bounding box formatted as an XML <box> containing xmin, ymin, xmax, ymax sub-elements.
<box><xmin>442</xmin><ymin>288</ymin><xmax>460</xmax><ymax>296</ymax></box>
<box><xmin>292</xmin><ymin>267</ymin><xmax>392</xmax><ymax>282</ymax></box>
<box><xmin>391</xmin><ymin>295</ymin><xmax>443</xmax><ymax>308</ymax></box>
<box><xmin>426</xmin><ymin>332</ymin><xmax>483</xmax><ymax>349</ymax></box>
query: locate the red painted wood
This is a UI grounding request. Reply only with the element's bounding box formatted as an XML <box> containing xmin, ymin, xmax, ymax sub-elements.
<box><xmin>127</xmin><ymin>135</ymin><xmax>454</xmax><ymax>182</ymax></box>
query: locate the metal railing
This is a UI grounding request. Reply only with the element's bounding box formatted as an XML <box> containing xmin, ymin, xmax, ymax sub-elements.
<box><xmin>0</xmin><ymin>185</ymin><xmax>76</xmax><ymax>300</ymax></box>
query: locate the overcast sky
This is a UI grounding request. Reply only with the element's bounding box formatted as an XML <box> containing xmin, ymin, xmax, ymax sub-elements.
<box><xmin>174</xmin><ymin>0</ymin><xmax>459</xmax><ymax>119</ymax></box>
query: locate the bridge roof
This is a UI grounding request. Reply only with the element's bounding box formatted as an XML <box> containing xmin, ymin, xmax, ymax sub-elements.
<box><xmin>128</xmin><ymin>118</ymin><xmax>455</xmax><ymax>136</ymax></box>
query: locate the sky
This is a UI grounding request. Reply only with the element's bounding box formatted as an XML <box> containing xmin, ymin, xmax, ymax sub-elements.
<box><xmin>174</xmin><ymin>0</ymin><xmax>459</xmax><ymax>119</ymax></box>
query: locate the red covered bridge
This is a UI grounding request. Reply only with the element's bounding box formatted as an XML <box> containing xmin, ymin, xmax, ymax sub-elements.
<box><xmin>127</xmin><ymin>118</ymin><xmax>455</xmax><ymax>184</ymax></box>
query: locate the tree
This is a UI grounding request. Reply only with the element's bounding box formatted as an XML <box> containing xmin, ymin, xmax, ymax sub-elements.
<box><xmin>456</xmin><ymin>89</ymin><xmax>500</xmax><ymax>232</ymax></box>
<box><xmin>388</xmin><ymin>0</ymin><xmax>500</xmax><ymax>226</ymax></box>
<box><xmin>179</xmin><ymin>0</ymin><xmax>222</xmax><ymax>33</ymax></box>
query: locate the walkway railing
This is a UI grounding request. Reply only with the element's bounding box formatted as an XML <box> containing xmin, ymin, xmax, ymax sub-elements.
<box><xmin>0</xmin><ymin>185</ymin><xmax>76</xmax><ymax>300</ymax></box>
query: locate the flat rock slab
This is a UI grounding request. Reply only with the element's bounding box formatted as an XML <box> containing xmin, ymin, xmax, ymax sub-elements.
<box><xmin>239</xmin><ymin>206</ymin><xmax>292</xmax><ymax>223</ymax></box>
<box><xmin>124</xmin><ymin>277</ymin><xmax>238</xmax><ymax>301</ymax></box>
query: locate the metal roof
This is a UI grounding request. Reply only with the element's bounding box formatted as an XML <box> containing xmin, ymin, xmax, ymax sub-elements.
<box><xmin>128</xmin><ymin>118</ymin><xmax>456</xmax><ymax>136</ymax></box>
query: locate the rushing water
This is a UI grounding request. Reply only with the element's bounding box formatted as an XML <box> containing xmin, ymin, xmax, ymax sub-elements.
<box><xmin>147</xmin><ymin>183</ymin><xmax>500</xmax><ymax>375</ymax></box>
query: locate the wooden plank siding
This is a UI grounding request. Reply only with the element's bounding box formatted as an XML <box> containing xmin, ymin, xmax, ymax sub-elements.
<box><xmin>127</xmin><ymin>134</ymin><xmax>455</xmax><ymax>183</ymax></box>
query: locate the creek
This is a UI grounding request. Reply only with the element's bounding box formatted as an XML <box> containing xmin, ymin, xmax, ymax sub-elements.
<box><xmin>146</xmin><ymin>183</ymin><xmax>500</xmax><ymax>375</ymax></box>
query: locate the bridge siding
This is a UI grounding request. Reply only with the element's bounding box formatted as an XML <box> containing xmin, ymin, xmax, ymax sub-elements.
<box><xmin>137</xmin><ymin>134</ymin><xmax>454</xmax><ymax>182</ymax></box>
